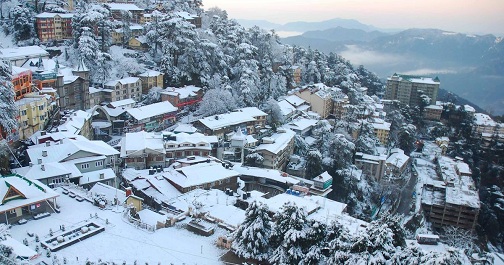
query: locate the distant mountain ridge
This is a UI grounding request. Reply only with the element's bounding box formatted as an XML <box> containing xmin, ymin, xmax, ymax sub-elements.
<box><xmin>236</xmin><ymin>18</ymin><xmax>387</xmax><ymax>32</ymax></box>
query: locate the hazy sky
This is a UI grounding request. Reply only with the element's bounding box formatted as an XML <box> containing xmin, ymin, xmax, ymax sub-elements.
<box><xmin>203</xmin><ymin>0</ymin><xmax>504</xmax><ymax>35</ymax></box>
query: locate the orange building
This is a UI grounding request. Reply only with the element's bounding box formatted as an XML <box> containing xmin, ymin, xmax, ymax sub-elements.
<box><xmin>11</xmin><ymin>66</ymin><xmax>33</xmax><ymax>100</ymax></box>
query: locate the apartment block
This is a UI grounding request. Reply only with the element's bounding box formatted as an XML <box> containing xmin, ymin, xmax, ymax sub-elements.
<box><xmin>421</xmin><ymin>156</ymin><xmax>479</xmax><ymax>229</ymax></box>
<box><xmin>35</xmin><ymin>12</ymin><xmax>74</xmax><ymax>42</ymax></box>
<box><xmin>138</xmin><ymin>70</ymin><xmax>164</xmax><ymax>93</ymax></box>
<box><xmin>385</xmin><ymin>73</ymin><xmax>439</xmax><ymax>107</ymax></box>
<box><xmin>15</xmin><ymin>93</ymin><xmax>51</xmax><ymax>140</ymax></box>
<box><xmin>11</xmin><ymin>66</ymin><xmax>33</xmax><ymax>100</ymax></box>
<box><xmin>104</xmin><ymin>77</ymin><xmax>142</xmax><ymax>102</ymax></box>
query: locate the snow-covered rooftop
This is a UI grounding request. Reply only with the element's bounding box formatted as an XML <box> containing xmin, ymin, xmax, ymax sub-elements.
<box><xmin>386</xmin><ymin>149</ymin><xmax>409</xmax><ymax>169</ymax></box>
<box><xmin>138</xmin><ymin>70</ymin><xmax>162</xmax><ymax>77</ymax></box>
<box><xmin>255</xmin><ymin>128</ymin><xmax>296</xmax><ymax>155</ymax></box>
<box><xmin>388</xmin><ymin>74</ymin><xmax>440</xmax><ymax>85</ymax></box>
<box><xmin>277</xmin><ymin>100</ymin><xmax>296</xmax><ymax>117</ymax></box>
<box><xmin>27</xmin><ymin>138</ymin><xmax>118</xmax><ymax>164</ymax></box>
<box><xmin>172</xmin><ymin>123</ymin><xmax>198</xmax><ymax>134</ymax></box>
<box><xmin>0</xmin><ymin>46</ymin><xmax>48</xmax><ymax>61</ymax></box>
<box><xmin>105</xmin><ymin>3</ymin><xmax>143</xmax><ymax>11</ymax></box>
<box><xmin>0</xmin><ymin>174</ymin><xmax>59</xmax><ymax>213</ymax></box>
<box><xmin>283</xmin><ymin>94</ymin><xmax>306</xmax><ymax>107</ymax></box>
<box><xmin>284</xmin><ymin>118</ymin><xmax>318</xmax><ymax>132</ymax></box>
<box><xmin>109</xmin><ymin>98</ymin><xmax>136</xmax><ymax>108</ymax></box>
<box><xmin>126</xmin><ymin>101</ymin><xmax>177</xmax><ymax>121</ymax></box>
<box><xmin>233</xmin><ymin>165</ymin><xmax>300</xmax><ymax>185</ymax></box>
<box><xmin>162</xmin><ymin>85</ymin><xmax>201</xmax><ymax>99</ymax></box>
<box><xmin>198</xmin><ymin>107</ymin><xmax>266</xmax><ymax>131</ymax></box>
<box><xmin>105</xmin><ymin>77</ymin><xmax>140</xmax><ymax>87</ymax></box>
<box><xmin>35</xmin><ymin>12</ymin><xmax>73</xmax><ymax>18</ymax></box>
<box><xmin>474</xmin><ymin>113</ymin><xmax>496</xmax><ymax>127</ymax></box>
<box><xmin>120</xmin><ymin>131</ymin><xmax>164</xmax><ymax>157</ymax></box>
<box><xmin>89</xmin><ymin>182</ymin><xmax>126</xmax><ymax>203</ymax></box>
<box><xmin>170</xmin><ymin>162</ymin><xmax>240</xmax><ymax>189</ymax></box>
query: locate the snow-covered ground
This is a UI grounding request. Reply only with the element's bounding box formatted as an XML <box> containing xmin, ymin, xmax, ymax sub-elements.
<box><xmin>9</xmin><ymin>187</ymin><xmax>228</xmax><ymax>264</ymax></box>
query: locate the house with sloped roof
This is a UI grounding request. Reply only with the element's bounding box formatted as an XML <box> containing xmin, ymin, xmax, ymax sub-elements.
<box><xmin>0</xmin><ymin>174</ymin><xmax>59</xmax><ymax>224</ymax></box>
<box><xmin>18</xmin><ymin>137</ymin><xmax>120</xmax><ymax>188</ymax></box>
<box><xmin>126</xmin><ymin>101</ymin><xmax>178</xmax><ymax>132</ymax></box>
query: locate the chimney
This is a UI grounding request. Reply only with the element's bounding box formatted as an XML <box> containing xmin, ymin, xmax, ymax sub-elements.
<box><xmin>40</xmin><ymin>130</ymin><xmax>46</xmax><ymax>136</ymax></box>
<box><xmin>125</xmin><ymin>187</ymin><xmax>132</xmax><ymax>197</ymax></box>
<box><xmin>46</xmin><ymin>141</ymin><xmax>50</xmax><ymax>147</ymax></box>
<box><xmin>38</xmin><ymin>158</ymin><xmax>42</xmax><ymax>164</ymax></box>
<box><xmin>99</xmin><ymin>173</ymin><xmax>104</xmax><ymax>179</ymax></box>
<box><xmin>42</xmin><ymin>150</ymin><xmax>47</xmax><ymax>157</ymax></box>
<box><xmin>29</xmin><ymin>162</ymin><xmax>33</xmax><ymax>167</ymax></box>
<box><xmin>60</xmin><ymin>139</ymin><xmax>64</xmax><ymax>144</ymax></box>
<box><xmin>41</xmin><ymin>164</ymin><xmax>45</xmax><ymax>171</ymax></box>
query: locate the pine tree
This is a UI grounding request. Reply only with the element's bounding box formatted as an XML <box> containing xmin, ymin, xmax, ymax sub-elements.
<box><xmin>0</xmin><ymin>59</ymin><xmax>18</xmax><ymax>135</ymax></box>
<box><xmin>10</xmin><ymin>5</ymin><xmax>35</xmax><ymax>44</ymax></box>
<box><xmin>232</xmin><ymin>201</ymin><xmax>272</xmax><ymax>261</ymax></box>
<box><xmin>269</xmin><ymin>202</ymin><xmax>309</xmax><ymax>265</ymax></box>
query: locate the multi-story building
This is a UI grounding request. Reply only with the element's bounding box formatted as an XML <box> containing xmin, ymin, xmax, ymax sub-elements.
<box><xmin>161</xmin><ymin>85</ymin><xmax>203</xmax><ymax>108</ymax></box>
<box><xmin>354</xmin><ymin>152</ymin><xmax>387</xmax><ymax>181</ymax></box>
<box><xmin>473</xmin><ymin>113</ymin><xmax>504</xmax><ymax>136</ymax></box>
<box><xmin>11</xmin><ymin>66</ymin><xmax>33</xmax><ymax>100</ymax></box>
<box><xmin>120</xmin><ymin>131</ymin><xmax>218</xmax><ymax>169</ymax></box>
<box><xmin>385</xmin><ymin>148</ymin><xmax>410</xmax><ymax>177</ymax></box>
<box><xmin>372</xmin><ymin>118</ymin><xmax>391</xmax><ymax>146</ymax></box>
<box><xmin>104</xmin><ymin>77</ymin><xmax>142</xmax><ymax>102</ymax></box>
<box><xmin>385</xmin><ymin>73</ymin><xmax>440</xmax><ymax>107</ymax></box>
<box><xmin>35</xmin><ymin>12</ymin><xmax>74</xmax><ymax>42</ymax></box>
<box><xmin>295</xmin><ymin>83</ymin><xmax>336</xmax><ymax>119</ymax></box>
<box><xmin>194</xmin><ymin>107</ymin><xmax>268</xmax><ymax>140</ymax></box>
<box><xmin>15</xmin><ymin>93</ymin><xmax>51</xmax><ymax>140</ymax></box>
<box><xmin>18</xmin><ymin>137</ymin><xmax>120</xmax><ymax>189</ymax></box>
<box><xmin>126</xmin><ymin>101</ymin><xmax>178</xmax><ymax>132</ymax></box>
<box><xmin>138</xmin><ymin>70</ymin><xmax>164</xmax><ymax>93</ymax></box>
<box><xmin>111</xmin><ymin>25</ymin><xmax>143</xmax><ymax>45</ymax></box>
<box><xmin>22</xmin><ymin>58</ymin><xmax>90</xmax><ymax>111</ymax></box>
<box><xmin>57</xmin><ymin>110</ymin><xmax>94</xmax><ymax>140</ymax></box>
<box><xmin>421</xmin><ymin>156</ymin><xmax>480</xmax><ymax>229</ymax></box>
<box><xmin>423</xmin><ymin>105</ymin><xmax>443</xmax><ymax>121</ymax></box>
<box><xmin>106</xmin><ymin>3</ymin><xmax>144</xmax><ymax>24</ymax></box>
<box><xmin>253</xmin><ymin>128</ymin><xmax>296</xmax><ymax>171</ymax></box>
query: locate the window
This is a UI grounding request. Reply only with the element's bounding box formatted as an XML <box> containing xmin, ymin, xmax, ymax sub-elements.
<box><xmin>39</xmin><ymin>105</ymin><xmax>44</xmax><ymax>111</ymax></box>
<box><xmin>95</xmin><ymin>161</ymin><xmax>103</xmax><ymax>167</ymax></box>
<box><xmin>21</xmin><ymin>110</ymin><xmax>27</xmax><ymax>116</ymax></box>
<box><xmin>9</xmin><ymin>209</ymin><xmax>15</xmax><ymax>214</ymax></box>
<box><xmin>81</xmin><ymin>163</ymin><xmax>89</xmax><ymax>169</ymax></box>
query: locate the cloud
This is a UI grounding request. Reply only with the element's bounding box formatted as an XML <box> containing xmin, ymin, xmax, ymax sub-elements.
<box><xmin>340</xmin><ymin>45</ymin><xmax>408</xmax><ymax>66</ymax></box>
<box><xmin>401</xmin><ymin>68</ymin><xmax>457</xmax><ymax>75</ymax></box>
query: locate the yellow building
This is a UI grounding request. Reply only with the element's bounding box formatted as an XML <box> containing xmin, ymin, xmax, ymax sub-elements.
<box><xmin>372</xmin><ymin>119</ymin><xmax>391</xmax><ymax>146</ymax></box>
<box><xmin>138</xmin><ymin>70</ymin><xmax>164</xmax><ymax>93</ymax></box>
<box><xmin>295</xmin><ymin>84</ymin><xmax>334</xmax><ymax>118</ymax></box>
<box><xmin>15</xmin><ymin>93</ymin><xmax>51</xmax><ymax>140</ymax></box>
<box><xmin>128</xmin><ymin>36</ymin><xmax>148</xmax><ymax>50</ymax></box>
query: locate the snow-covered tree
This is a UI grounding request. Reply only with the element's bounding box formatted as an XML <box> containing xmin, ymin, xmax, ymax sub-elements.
<box><xmin>10</xmin><ymin>6</ymin><xmax>36</xmax><ymax>44</ymax></box>
<box><xmin>232</xmin><ymin>201</ymin><xmax>272</xmax><ymax>261</ymax></box>
<box><xmin>0</xmin><ymin>244</ymin><xmax>15</xmax><ymax>265</ymax></box>
<box><xmin>196</xmin><ymin>88</ymin><xmax>237</xmax><ymax>117</ymax></box>
<box><xmin>355</xmin><ymin>121</ymin><xmax>378</xmax><ymax>155</ymax></box>
<box><xmin>263</xmin><ymin>98</ymin><xmax>283</xmax><ymax>129</ymax></box>
<box><xmin>245</xmin><ymin>152</ymin><xmax>264</xmax><ymax>167</ymax></box>
<box><xmin>302</xmin><ymin>220</ymin><xmax>327</xmax><ymax>264</ymax></box>
<box><xmin>398</xmin><ymin>123</ymin><xmax>417</xmax><ymax>155</ymax></box>
<box><xmin>269</xmin><ymin>202</ymin><xmax>310</xmax><ymax>265</ymax></box>
<box><xmin>120</xmin><ymin>10</ymin><xmax>133</xmax><ymax>47</ymax></box>
<box><xmin>142</xmin><ymin>87</ymin><xmax>163</xmax><ymax>105</ymax></box>
<box><xmin>0</xmin><ymin>58</ymin><xmax>18</xmax><ymax>135</ymax></box>
<box><xmin>305</xmin><ymin>149</ymin><xmax>323</xmax><ymax>179</ymax></box>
